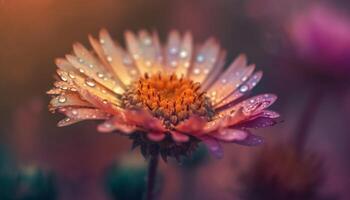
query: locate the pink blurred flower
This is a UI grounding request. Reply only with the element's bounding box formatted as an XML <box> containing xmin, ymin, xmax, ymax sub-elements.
<box><xmin>287</xmin><ymin>3</ymin><xmax>350</xmax><ymax>76</ymax></box>
<box><xmin>47</xmin><ymin>29</ymin><xmax>279</xmax><ymax>159</ymax></box>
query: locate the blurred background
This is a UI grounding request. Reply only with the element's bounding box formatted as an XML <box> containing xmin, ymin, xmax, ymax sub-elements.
<box><xmin>0</xmin><ymin>0</ymin><xmax>350</xmax><ymax>199</ymax></box>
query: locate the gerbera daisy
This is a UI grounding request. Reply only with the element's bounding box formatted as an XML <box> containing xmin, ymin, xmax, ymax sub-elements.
<box><xmin>48</xmin><ymin>29</ymin><xmax>279</xmax><ymax>160</ymax></box>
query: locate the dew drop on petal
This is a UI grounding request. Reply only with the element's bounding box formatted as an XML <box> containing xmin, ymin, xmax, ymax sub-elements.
<box><xmin>72</xmin><ymin>110</ymin><xmax>78</xmax><ymax>115</ymax></box>
<box><xmin>88</xmin><ymin>64</ymin><xmax>94</xmax><ymax>68</ymax></box>
<box><xmin>106</xmin><ymin>56</ymin><xmax>113</xmax><ymax>62</ymax></box>
<box><xmin>193</xmin><ymin>68</ymin><xmax>201</xmax><ymax>75</ymax></box>
<box><xmin>58</xmin><ymin>95</ymin><xmax>67</xmax><ymax>103</ymax></box>
<box><xmin>97</xmin><ymin>72</ymin><xmax>105</xmax><ymax>78</ymax></box>
<box><xmin>196</xmin><ymin>54</ymin><xmax>205</xmax><ymax>63</ymax></box>
<box><xmin>239</xmin><ymin>85</ymin><xmax>249</xmax><ymax>93</ymax></box>
<box><xmin>85</xmin><ymin>79</ymin><xmax>96</xmax><ymax>87</ymax></box>
<box><xmin>60</xmin><ymin>75</ymin><xmax>68</xmax><ymax>82</ymax></box>
<box><xmin>179</xmin><ymin>50</ymin><xmax>188</xmax><ymax>58</ymax></box>
<box><xmin>99</xmin><ymin>39</ymin><xmax>105</xmax><ymax>44</ymax></box>
<box><xmin>102</xmin><ymin>99</ymin><xmax>108</xmax><ymax>104</ymax></box>
<box><xmin>78</xmin><ymin>58</ymin><xmax>84</xmax><ymax>63</ymax></box>
<box><xmin>79</xmin><ymin>68</ymin><xmax>85</xmax><ymax>73</ymax></box>
<box><xmin>68</xmin><ymin>72</ymin><xmax>76</xmax><ymax>79</ymax></box>
<box><xmin>169</xmin><ymin>47</ymin><xmax>178</xmax><ymax>54</ymax></box>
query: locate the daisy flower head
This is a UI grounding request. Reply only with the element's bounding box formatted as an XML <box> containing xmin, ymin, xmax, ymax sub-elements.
<box><xmin>48</xmin><ymin>29</ymin><xmax>280</xmax><ymax>160</ymax></box>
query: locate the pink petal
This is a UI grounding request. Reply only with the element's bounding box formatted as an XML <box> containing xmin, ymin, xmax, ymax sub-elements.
<box><xmin>124</xmin><ymin>109</ymin><xmax>166</xmax><ymax>132</ymax></box>
<box><xmin>175</xmin><ymin>116</ymin><xmax>207</xmax><ymax>135</ymax></box>
<box><xmin>211</xmin><ymin>129</ymin><xmax>248</xmax><ymax>142</ymax></box>
<box><xmin>235</xmin><ymin>117</ymin><xmax>278</xmax><ymax>129</ymax></box>
<box><xmin>97</xmin><ymin>116</ymin><xmax>136</xmax><ymax>134</ymax></box>
<box><xmin>200</xmin><ymin>136</ymin><xmax>224</xmax><ymax>159</ymax></box>
<box><xmin>233</xmin><ymin>133</ymin><xmax>264</xmax><ymax>146</ymax></box>
<box><xmin>215</xmin><ymin>71</ymin><xmax>263</xmax><ymax>109</ymax></box>
<box><xmin>147</xmin><ymin>132</ymin><xmax>166</xmax><ymax>142</ymax></box>
<box><xmin>188</xmin><ymin>38</ymin><xmax>221</xmax><ymax>84</ymax></box>
<box><xmin>170</xmin><ymin>131</ymin><xmax>190</xmax><ymax>142</ymax></box>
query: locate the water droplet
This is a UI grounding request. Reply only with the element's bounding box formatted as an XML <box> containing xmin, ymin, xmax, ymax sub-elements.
<box><xmin>106</xmin><ymin>56</ymin><xmax>112</xmax><ymax>62</ymax></box>
<box><xmin>169</xmin><ymin>47</ymin><xmax>178</xmax><ymax>55</ymax></box>
<box><xmin>102</xmin><ymin>100</ymin><xmax>108</xmax><ymax>104</ymax></box>
<box><xmin>100</xmin><ymin>39</ymin><xmax>105</xmax><ymax>44</ymax></box>
<box><xmin>179</xmin><ymin>50</ymin><xmax>188</xmax><ymax>58</ymax></box>
<box><xmin>58</xmin><ymin>96</ymin><xmax>67</xmax><ymax>103</ymax></box>
<box><xmin>170</xmin><ymin>61</ymin><xmax>177</xmax><ymax>67</ymax></box>
<box><xmin>88</xmin><ymin>64</ymin><xmax>94</xmax><ymax>68</ymax></box>
<box><xmin>78</xmin><ymin>58</ymin><xmax>84</xmax><ymax>63</ymax></box>
<box><xmin>65</xmin><ymin>118</ymin><xmax>71</xmax><ymax>122</ymax></box>
<box><xmin>145</xmin><ymin>61</ymin><xmax>152</xmax><ymax>67</ymax></box>
<box><xmin>123</xmin><ymin>56</ymin><xmax>132</xmax><ymax>65</ymax></box>
<box><xmin>60</xmin><ymin>75</ymin><xmax>68</xmax><ymax>82</ymax></box>
<box><xmin>221</xmin><ymin>79</ymin><xmax>227</xmax><ymax>84</ymax></box>
<box><xmin>133</xmin><ymin>54</ymin><xmax>140</xmax><ymax>60</ymax></box>
<box><xmin>97</xmin><ymin>72</ymin><xmax>105</xmax><ymax>78</ymax></box>
<box><xmin>193</xmin><ymin>68</ymin><xmax>200</xmax><ymax>75</ymax></box>
<box><xmin>239</xmin><ymin>85</ymin><xmax>249</xmax><ymax>93</ymax></box>
<box><xmin>79</xmin><ymin>68</ymin><xmax>85</xmax><ymax>73</ymax></box>
<box><xmin>72</xmin><ymin>110</ymin><xmax>78</xmax><ymax>115</ymax></box>
<box><xmin>68</xmin><ymin>72</ymin><xmax>75</xmax><ymax>79</ymax></box>
<box><xmin>130</xmin><ymin>69</ymin><xmax>137</xmax><ymax>75</ymax></box>
<box><xmin>184</xmin><ymin>62</ymin><xmax>190</xmax><ymax>68</ymax></box>
<box><xmin>143</xmin><ymin>37</ymin><xmax>152</xmax><ymax>46</ymax></box>
<box><xmin>241</xmin><ymin>76</ymin><xmax>248</xmax><ymax>82</ymax></box>
<box><xmin>196</xmin><ymin>54</ymin><xmax>205</xmax><ymax>63</ymax></box>
<box><xmin>85</xmin><ymin>79</ymin><xmax>96</xmax><ymax>87</ymax></box>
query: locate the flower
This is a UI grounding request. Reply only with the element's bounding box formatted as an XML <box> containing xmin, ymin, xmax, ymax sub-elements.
<box><xmin>48</xmin><ymin>29</ymin><xmax>279</xmax><ymax>159</ymax></box>
<box><xmin>286</xmin><ymin>3</ymin><xmax>350</xmax><ymax>76</ymax></box>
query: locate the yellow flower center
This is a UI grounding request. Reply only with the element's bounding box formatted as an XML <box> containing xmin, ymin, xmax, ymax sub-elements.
<box><xmin>122</xmin><ymin>73</ymin><xmax>214</xmax><ymax>128</ymax></box>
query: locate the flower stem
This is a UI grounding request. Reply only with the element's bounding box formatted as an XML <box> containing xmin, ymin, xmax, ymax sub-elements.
<box><xmin>294</xmin><ymin>86</ymin><xmax>324</xmax><ymax>152</ymax></box>
<box><xmin>145</xmin><ymin>153</ymin><xmax>159</xmax><ymax>200</ymax></box>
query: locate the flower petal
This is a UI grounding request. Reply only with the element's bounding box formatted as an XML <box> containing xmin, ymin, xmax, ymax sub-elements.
<box><xmin>207</xmin><ymin>54</ymin><xmax>256</xmax><ymax>105</ymax></box>
<box><xmin>235</xmin><ymin>117</ymin><xmax>278</xmax><ymax>129</ymax></box>
<box><xmin>233</xmin><ymin>133</ymin><xmax>264</xmax><ymax>146</ymax></box>
<box><xmin>49</xmin><ymin>93</ymin><xmax>92</xmax><ymax>112</ymax></box>
<box><xmin>164</xmin><ymin>31</ymin><xmax>193</xmax><ymax>77</ymax></box>
<box><xmin>124</xmin><ymin>109</ymin><xmax>166</xmax><ymax>132</ymax></box>
<box><xmin>125</xmin><ymin>30</ymin><xmax>163</xmax><ymax>75</ymax></box>
<box><xmin>175</xmin><ymin>116</ymin><xmax>207</xmax><ymax>135</ymax></box>
<box><xmin>201</xmin><ymin>50</ymin><xmax>227</xmax><ymax>90</ymax></box>
<box><xmin>65</xmin><ymin>53</ymin><xmax>125</xmax><ymax>95</ymax></box>
<box><xmin>147</xmin><ymin>132</ymin><xmax>166</xmax><ymax>142</ymax></box>
<box><xmin>201</xmin><ymin>136</ymin><xmax>224</xmax><ymax>159</ymax></box>
<box><xmin>170</xmin><ymin>131</ymin><xmax>190</xmax><ymax>142</ymax></box>
<box><xmin>188</xmin><ymin>38</ymin><xmax>220</xmax><ymax>84</ymax></box>
<box><xmin>92</xmin><ymin>29</ymin><xmax>141</xmax><ymax>85</ymax></box>
<box><xmin>211</xmin><ymin>128</ymin><xmax>248</xmax><ymax>142</ymax></box>
<box><xmin>215</xmin><ymin>94</ymin><xmax>278</xmax><ymax>125</ymax></box>
<box><xmin>98</xmin><ymin>116</ymin><xmax>136</xmax><ymax>134</ymax></box>
<box><xmin>215</xmin><ymin>71</ymin><xmax>263</xmax><ymax>108</ymax></box>
<box><xmin>58</xmin><ymin>107</ymin><xmax>110</xmax><ymax>120</ymax></box>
